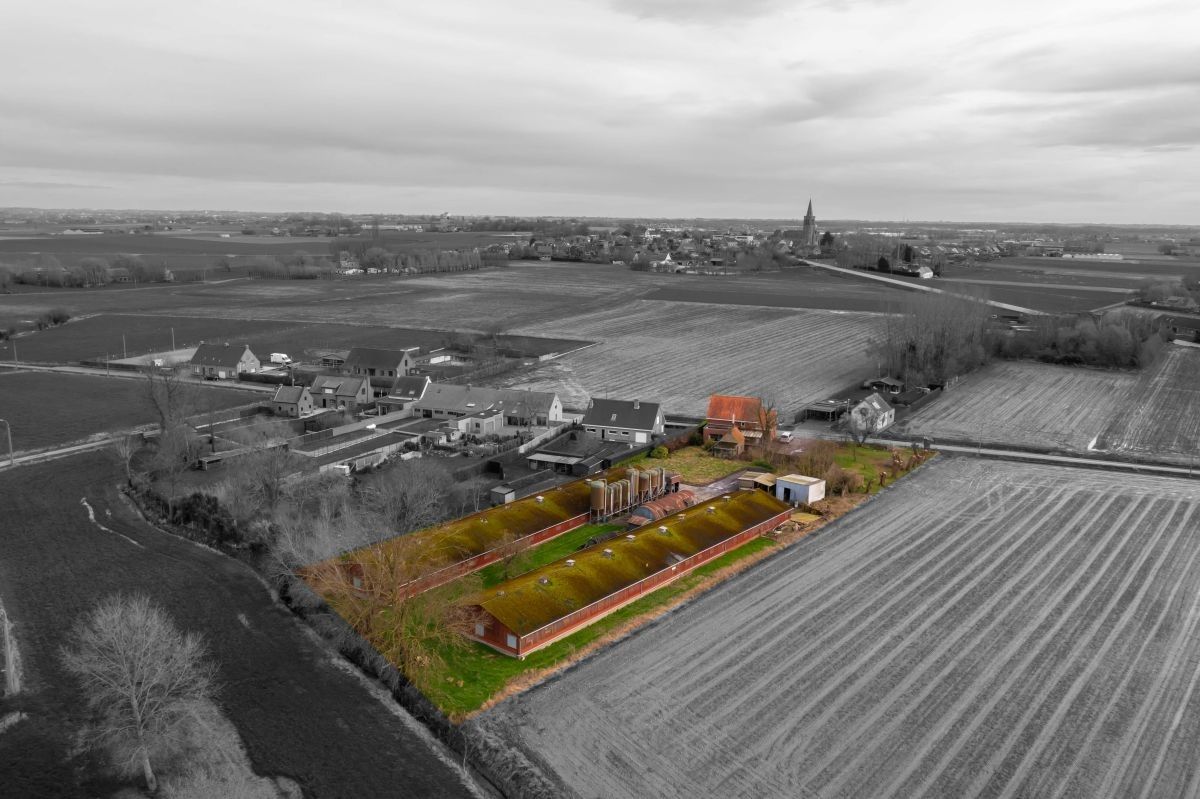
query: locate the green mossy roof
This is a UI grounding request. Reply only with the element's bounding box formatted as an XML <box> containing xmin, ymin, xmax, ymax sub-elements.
<box><xmin>474</xmin><ymin>489</ymin><xmax>790</xmax><ymax>636</ymax></box>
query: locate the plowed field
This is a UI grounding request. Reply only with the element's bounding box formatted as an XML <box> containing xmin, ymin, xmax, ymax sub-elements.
<box><xmin>1098</xmin><ymin>346</ymin><xmax>1200</xmax><ymax>463</ymax></box>
<box><xmin>503</xmin><ymin>300</ymin><xmax>879</xmax><ymax>416</ymax></box>
<box><xmin>478</xmin><ymin>458</ymin><xmax>1200</xmax><ymax>798</ymax></box>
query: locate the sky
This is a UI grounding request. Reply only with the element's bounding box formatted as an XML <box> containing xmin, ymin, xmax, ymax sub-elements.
<box><xmin>1</xmin><ymin>0</ymin><xmax>1198</xmax><ymax>224</ymax></box>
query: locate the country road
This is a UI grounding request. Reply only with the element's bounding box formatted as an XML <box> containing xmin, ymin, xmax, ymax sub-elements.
<box><xmin>0</xmin><ymin>452</ymin><xmax>484</xmax><ymax>798</ymax></box>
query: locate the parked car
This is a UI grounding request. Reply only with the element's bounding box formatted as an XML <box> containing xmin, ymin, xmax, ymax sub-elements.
<box><xmin>777</xmin><ymin>430</ymin><xmax>794</xmax><ymax>443</ymax></box>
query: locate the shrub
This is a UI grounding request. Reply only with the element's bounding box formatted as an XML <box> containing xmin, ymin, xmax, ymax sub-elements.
<box><xmin>649</xmin><ymin>445</ymin><xmax>669</xmax><ymax>459</ymax></box>
<box><xmin>748</xmin><ymin>458</ymin><xmax>775</xmax><ymax>472</ymax></box>
<box><xmin>792</xmin><ymin>439</ymin><xmax>837</xmax><ymax>477</ymax></box>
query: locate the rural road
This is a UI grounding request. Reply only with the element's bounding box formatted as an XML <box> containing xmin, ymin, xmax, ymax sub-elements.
<box><xmin>0</xmin><ymin>452</ymin><xmax>485</xmax><ymax>798</ymax></box>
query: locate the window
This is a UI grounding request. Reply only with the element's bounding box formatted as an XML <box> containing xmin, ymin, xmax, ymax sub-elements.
<box><xmin>506</xmin><ymin>633</ymin><xmax>518</xmax><ymax>649</ymax></box>
<box><xmin>475</xmin><ymin>623</ymin><xmax>485</xmax><ymax>637</ymax></box>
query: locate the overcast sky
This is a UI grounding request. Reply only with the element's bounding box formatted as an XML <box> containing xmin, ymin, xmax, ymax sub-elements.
<box><xmin>2</xmin><ymin>0</ymin><xmax>1197</xmax><ymax>223</ymax></box>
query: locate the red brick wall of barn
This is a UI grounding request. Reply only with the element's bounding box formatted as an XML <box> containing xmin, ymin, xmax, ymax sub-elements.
<box><xmin>513</xmin><ymin>509</ymin><xmax>791</xmax><ymax>657</ymax></box>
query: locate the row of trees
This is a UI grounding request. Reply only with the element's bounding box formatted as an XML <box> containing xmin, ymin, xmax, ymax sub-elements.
<box><xmin>0</xmin><ymin>253</ymin><xmax>170</xmax><ymax>288</ymax></box>
<box><xmin>868</xmin><ymin>291</ymin><xmax>993</xmax><ymax>387</ymax></box>
<box><xmin>991</xmin><ymin>313</ymin><xmax>1167</xmax><ymax>368</ymax></box>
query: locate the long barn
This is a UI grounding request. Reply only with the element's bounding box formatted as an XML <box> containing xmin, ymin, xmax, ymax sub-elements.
<box><xmin>466</xmin><ymin>489</ymin><xmax>791</xmax><ymax>658</ymax></box>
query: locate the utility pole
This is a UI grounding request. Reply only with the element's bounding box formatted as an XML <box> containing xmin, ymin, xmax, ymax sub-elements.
<box><xmin>0</xmin><ymin>419</ymin><xmax>13</xmax><ymax>468</ymax></box>
<box><xmin>122</xmin><ymin>334</ymin><xmax>127</xmax><ymax>359</ymax></box>
<box><xmin>171</xmin><ymin>327</ymin><xmax>175</xmax><ymax>351</ymax></box>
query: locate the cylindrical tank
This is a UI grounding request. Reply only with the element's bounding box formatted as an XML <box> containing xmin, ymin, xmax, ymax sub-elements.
<box><xmin>590</xmin><ymin>480</ymin><xmax>606</xmax><ymax>514</ymax></box>
<box><xmin>639</xmin><ymin>470</ymin><xmax>652</xmax><ymax>498</ymax></box>
<box><xmin>627</xmin><ymin>469</ymin><xmax>640</xmax><ymax>500</ymax></box>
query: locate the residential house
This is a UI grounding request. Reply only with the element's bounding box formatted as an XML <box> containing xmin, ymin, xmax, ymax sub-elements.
<box><xmin>310</xmin><ymin>375</ymin><xmax>372</xmax><ymax>411</ymax></box>
<box><xmin>581</xmin><ymin>398</ymin><xmax>664</xmax><ymax>445</ymax></box>
<box><xmin>190</xmin><ymin>343</ymin><xmax>260</xmax><ymax>380</ymax></box>
<box><xmin>270</xmin><ymin>385</ymin><xmax>314</xmax><ymax>418</ymax></box>
<box><xmin>343</xmin><ymin>347</ymin><xmax>416</xmax><ymax>380</ymax></box>
<box><xmin>415</xmin><ymin>383</ymin><xmax>563</xmax><ymax>427</ymax></box>
<box><xmin>851</xmin><ymin>393</ymin><xmax>895</xmax><ymax>433</ymax></box>
<box><xmin>704</xmin><ymin>394</ymin><xmax>775</xmax><ymax>445</ymax></box>
<box><xmin>375</xmin><ymin>375</ymin><xmax>431</xmax><ymax>416</ymax></box>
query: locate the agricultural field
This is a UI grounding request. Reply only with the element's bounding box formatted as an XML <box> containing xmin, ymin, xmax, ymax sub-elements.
<box><xmin>476</xmin><ymin>458</ymin><xmax>1200</xmax><ymax>799</ymax></box>
<box><xmin>894</xmin><ymin>361</ymin><xmax>1139</xmax><ymax>452</ymax></box>
<box><xmin>8</xmin><ymin>312</ymin><xmax>586</xmax><ymax>364</ymax></box>
<box><xmin>0</xmin><ymin>454</ymin><xmax>478</xmax><ymax>798</ymax></box>
<box><xmin>0</xmin><ymin>371</ymin><xmax>253</xmax><ymax>452</ymax></box>
<box><xmin>1098</xmin><ymin>345</ymin><xmax>1200</xmax><ymax>464</ymax></box>
<box><xmin>503</xmin><ymin>299</ymin><xmax>880</xmax><ymax>417</ymax></box>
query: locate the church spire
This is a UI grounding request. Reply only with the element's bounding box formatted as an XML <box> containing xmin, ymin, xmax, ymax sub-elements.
<box><xmin>806</xmin><ymin>198</ymin><xmax>813</xmax><ymax>217</ymax></box>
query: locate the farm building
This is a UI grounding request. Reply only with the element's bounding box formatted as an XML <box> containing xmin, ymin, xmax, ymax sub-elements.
<box><xmin>802</xmin><ymin>398</ymin><xmax>851</xmax><ymax>422</ymax></box>
<box><xmin>704</xmin><ymin>394</ymin><xmax>775</xmax><ymax>444</ymax></box>
<box><xmin>466</xmin><ymin>489</ymin><xmax>792</xmax><ymax>658</ymax></box>
<box><xmin>343</xmin><ymin>347</ymin><xmax>416</xmax><ymax>380</ymax></box>
<box><xmin>448</xmin><ymin>408</ymin><xmax>504</xmax><ymax>436</ymax></box>
<box><xmin>269</xmin><ymin>385</ymin><xmax>314</xmax><ymax>417</ymax></box>
<box><xmin>415</xmin><ymin>383</ymin><xmax>563</xmax><ymax>428</ymax></box>
<box><xmin>189</xmin><ymin>343</ymin><xmax>260</xmax><ymax>379</ymax></box>
<box><xmin>852</xmin><ymin>393</ymin><xmax>895</xmax><ymax>433</ymax></box>
<box><xmin>775</xmin><ymin>474</ymin><xmax>825</xmax><ymax>505</ymax></box>
<box><xmin>310</xmin><ymin>375</ymin><xmax>372</xmax><ymax>411</ymax></box>
<box><xmin>626</xmin><ymin>490</ymin><xmax>696</xmax><ymax>528</ymax></box>
<box><xmin>862</xmin><ymin>376</ymin><xmax>905</xmax><ymax>395</ymax></box>
<box><xmin>712</xmin><ymin>426</ymin><xmax>746</xmax><ymax>458</ymax></box>
<box><xmin>375</xmin><ymin>375</ymin><xmax>431</xmax><ymax>415</ymax></box>
<box><xmin>581</xmin><ymin>398</ymin><xmax>664</xmax><ymax>445</ymax></box>
<box><xmin>304</xmin><ymin>464</ymin><xmax>680</xmax><ymax>598</ymax></box>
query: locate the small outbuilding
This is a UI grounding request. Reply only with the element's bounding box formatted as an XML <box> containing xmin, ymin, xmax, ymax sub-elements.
<box><xmin>270</xmin><ymin>385</ymin><xmax>314</xmax><ymax>418</ymax></box>
<box><xmin>775</xmin><ymin>474</ymin><xmax>825</xmax><ymax>505</ymax></box>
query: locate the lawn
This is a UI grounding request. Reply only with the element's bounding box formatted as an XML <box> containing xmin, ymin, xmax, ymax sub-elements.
<box><xmin>419</xmin><ymin>536</ymin><xmax>779</xmax><ymax>718</ymax></box>
<box><xmin>835</xmin><ymin>442</ymin><xmax>912</xmax><ymax>493</ymax></box>
<box><xmin>630</xmin><ymin>446</ymin><xmax>750</xmax><ymax>484</ymax></box>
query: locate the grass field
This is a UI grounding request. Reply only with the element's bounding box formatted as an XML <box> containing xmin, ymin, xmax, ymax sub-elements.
<box><xmin>0</xmin><ymin>371</ymin><xmax>253</xmax><ymax>452</ymax></box>
<box><xmin>477</xmin><ymin>458</ymin><xmax>1200</xmax><ymax>798</ymax></box>
<box><xmin>0</xmin><ymin>454</ymin><xmax>478</xmax><ymax>798</ymax></box>
<box><xmin>503</xmin><ymin>299</ymin><xmax>880</xmax><ymax>417</ymax></box>
<box><xmin>628</xmin><ymin>446</ymin><xmax>751</xmax><ymax>484</ymax></box>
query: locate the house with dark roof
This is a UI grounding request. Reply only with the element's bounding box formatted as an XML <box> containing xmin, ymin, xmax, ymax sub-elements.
<box><xmin>189</xmin><ymin>343</ymin><xmax>260</xmax><ymax>380</ymax></box>
<box><xmin>343</xmin><ymin>347</ymin><xmax>416</xmax><ymax>380</ymax></box>
<box><xmin>375</xmin><ymin>375</ymin><xmax>431</xmax><ymax>416</ymax></box>
<box><xmin>270</xmin><ymin>385</ymin><xmax>314</xmax><ymax>417</ymax></box>
<box><xmin>415</xmin><ymin>383</ymin><xmax>562</xmax><ymax>428</ymax></box>
<box><xmin>581</xmin><ymin>398</ymin><xmax>664</xmax><ymax>445</ymax></box>
<box><xmin>310</xmin><ymin>375</ymin><xmax>372</xmax><ymax>410</ymax></box>
<box><xmin>704</xmin><ymin>394</ymin><xmax>774</xmax><ymax>443</ymax></box>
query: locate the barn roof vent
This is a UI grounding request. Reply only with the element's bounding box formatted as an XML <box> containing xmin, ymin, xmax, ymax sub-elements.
<box><xmin>538</xmin><ymin>576</ymin><xmax>550</xmax><ymax>585</ymax></box>
<box><xmin>535</xmin><ymin>495</ymin><xmax>544</xmax><ymax>503</ymax></box>
<box><xmin>658</xmin><ymin>526</ymin><xmax>668</xmax><ymax>533</ymax></box>
<box><xmin>707</xmin><ymin>506</ymin><xmax>716</xmax><ymax>513</ymax></box>
<box><xmin>722</xmin><ymin>495</ymin><xmax>730</xmax><ymax>501</ymax></box>
<box><xmin>565</xmin><ymin>559</ymin><xmax>575</xmax><ymax>566</ymax></box>
<box><xmin>626</xmin><ymin>534</ymin><xmax>636</xmax><ymax>540</ymax></box>
<box><xmin>602</xmin><ymin>548</ymin><xmax>614</xmax><ymax>557</ymax></box>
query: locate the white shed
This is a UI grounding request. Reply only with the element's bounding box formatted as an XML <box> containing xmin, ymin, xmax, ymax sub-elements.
<box><xmin>775</xmin><ymin>474</ymin><xmax>826</xmax><ymax>505</ymax></box>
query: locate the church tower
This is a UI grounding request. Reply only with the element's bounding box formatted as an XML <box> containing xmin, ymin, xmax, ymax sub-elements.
<box><xmin>800</xmin><ymin>199</ymin><xmax>820</xmax><ymax>255</ymax></box>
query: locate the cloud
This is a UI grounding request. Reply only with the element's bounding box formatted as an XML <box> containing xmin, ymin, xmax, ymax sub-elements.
<box><xmin>0</xmin><ymin>180</ymin><xmax>109</xmax><ymax>190</ymax></box>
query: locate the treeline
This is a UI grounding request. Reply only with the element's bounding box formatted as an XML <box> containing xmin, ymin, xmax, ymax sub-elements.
<box><xmin>338</xmin><ymin>242</ymin><xmax>484</xmax><ymax>273</ymax></box>
<box><xmin>1134</xmin><ymin>277</ymin><xmax>1200</xmax><ymax>309</ymax></box>
<box><xmin>0</xmin><ymin>253</ymin><xmax>170</xmax><ymax>288</ymax></box>
<box><xmin>992</xmin><ymin>314</ymin><xmax>1167</xmax><ymax>368</ymax></box>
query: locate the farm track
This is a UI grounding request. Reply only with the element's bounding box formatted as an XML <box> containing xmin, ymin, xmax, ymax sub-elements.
<box><xmin>479</xmin><ymin>458</ymin><xmax>1200</xmax><ymax>798</ymax></box>
<box><xmin>506</xmin><ymin>299</ymin><xmax>878</xmax><ymax>416</ymax></box>
<box><xmin>0</xmin><ymin>453</ymin><xmax>480</xmax><ymax>798</ymax></box>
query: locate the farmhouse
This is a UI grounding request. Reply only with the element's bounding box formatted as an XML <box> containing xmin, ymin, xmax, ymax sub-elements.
<box><xmin>269</xmin><ymin>385</ymin><xmax>314</xmax><ymax>417</ymax></box>
<box><xmin>581</xmin><ymin>398</ymin><xmax>664</xmax><ymax>445</ymax></box>
<box><xmin>466</xmin><ymin>489</ymin><xmax>792</xmax><ymax>658</ymax></box>
<box><xmin>415</xmin><ymin>383</ymin><xmax>563</xmax><ymax>428</ymax></box>
<box><xmin>712</xmin><ymin>426</ymin><xmax>746</xmax><ymax>458</ymax></box>
<box><xmin>775</xmin><ymin>474</ymin><xmax>825</xmax><ymax>505</ymax></box>
<box><xmin>852</xmin><ymin>393</ymin><xmax>896</xmax><ymax>433</ymax></box>
<box><xmin>343</xmin><ymin>347</ymin><xmax>416</xmax><ymax>379</ymax></box>
<box><xmin>189</xmin><ymin>343</ymin><xmax>260</xmax><ymax>379</ymax></box>
<box><xmin>704</xmin><ymin>394</ymin><xmax>775</xmax><ymax>444</ymax></box>
<box><xmin>310</xmin><ymin>374</ymin><xmax>372</xmax><ymax>411</ymax></box>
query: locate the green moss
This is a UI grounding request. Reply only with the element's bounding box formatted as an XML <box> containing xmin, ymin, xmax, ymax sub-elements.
<box><xmin>475</xmin><ymin>523</ymin><xmax>622</xmax><ymax>588</ymax></box>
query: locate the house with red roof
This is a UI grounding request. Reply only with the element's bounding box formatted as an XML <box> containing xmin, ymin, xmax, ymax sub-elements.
<box><xmin>704</xmin><ymin>394</ymin><xmax>775</xmax><ymax>446</ymax></box>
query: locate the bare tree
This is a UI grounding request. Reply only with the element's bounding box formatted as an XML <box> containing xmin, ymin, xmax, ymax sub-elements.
<box><xmin>848</xmin><ymin>400</ymin><xmax>883</xmax><ymax>448</ymax></box>
<box><xmin>867</xmin><ymin>290</ymin><xmax>992</xmax><ymax>387</ymax></box>
<box><xmin>144</xmin><ymin>364</ymin><xmax>198</xmax><ymax>434</ymax></box>
<box><xmin>60</xmin><ymin>594</ymin><xmax>216</xmax><ymax>793</ymax></box>
<box><xmin>110</xmin><ymin>433</ymin><xmax>139</xmax><ymax>486</ymax></box>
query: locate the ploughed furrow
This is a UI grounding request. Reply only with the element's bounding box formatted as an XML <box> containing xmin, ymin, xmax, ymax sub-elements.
<box><xmin>816</xmin><ymin>489</ymin><xmax>1145</xmax><ymax>798</ymax></box>
<box><xmin>481</xmin><ymin>460</ymin><xmax>1200</xmax><ymax>799</ymax></box>
<box><xmin>681</xmin><ymin>482</ymin><xmax>1018</xmax><ymax>713</ymax></box>
<box><xmin>797</xmin><ymin>488</ymin><xmax>1134</xmax><ymax>794</ymax></box>
<box><xmin>1024</xmin><ymin>502</ymin><xmax>1200</xmax><ymax>798</ymax></box>
<box><xmin>1100</xmin><ymin>348</ymin><xmax>1200</xmax><ymax>462</ymax></box>
<box><xmin>745</xmin><ymin>481</ymin><xmax>1093</xmax><ymax>764</ymax></box>
<box><xmin>963</xmin><ymin>496</ymin><xmax>1190</xmax><ymax>798</ymax></box>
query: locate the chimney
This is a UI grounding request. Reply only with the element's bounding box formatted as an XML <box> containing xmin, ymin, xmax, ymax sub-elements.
<box><xmin>633</xmin><ymin>399</ymin><xmax>640</xmax><ymax>410</ymax></box>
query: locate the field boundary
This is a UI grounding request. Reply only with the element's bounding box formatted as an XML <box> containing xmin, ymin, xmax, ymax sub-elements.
<box><xmin>1</xmin><ymin>602</ymin><xmax>21</xmax><ymax>696</ymax></box>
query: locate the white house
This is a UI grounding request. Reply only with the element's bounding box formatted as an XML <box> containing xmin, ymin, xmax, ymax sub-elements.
<box><xmin>851</xmin><ymin>393</ymin><xmax>895</xmax><ymax>434</ymax></box>
<box><xmin>581</xmin><ymin>398</ymin><xmax>664</xmax><ymax>445</ymax></box>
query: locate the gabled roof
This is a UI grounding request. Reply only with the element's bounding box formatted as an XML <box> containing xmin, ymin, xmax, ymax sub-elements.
<box><xmin>581</xmin><ymin>398</ymin><xmax>661</xmax><ymax>431</ymax></box>
<box><xmin>344</xmin><ymin>347</ymin><xmax>417</xmax><ymax>371</ymax></box>
<box><xmin>715</xmin><ymin>427</ymin><xmax>746</xmax><ymax>447</ymax></box>
<box><xmin>388</xmin><ymin>375</ymin><xmax>431</xmax><ymax>401</ymax></box>
<box><xmin>311</xmin><ymin>374</ymin><xmax>369</xmax><ymax>398</ymax></box>
<box><xmin>857</xmin><ymin>393</ymin><xmax>892</xmax><ymax>415</ymax></box>
<box><xmin>190</xmin><ymin>342</ymin><xmax>255</xmax><ymax>368</ymax></box>
<box><xmin>415</xmin><ymin>383</ymin><xmax>558</xmax><ymax>417</ymax></box>
<box><xmin>706</xmin><ymin>394</ymin><xmax>763</xmax><ymax>425</ymax></box>
<box><xmin>272</xmin><ymin>385</ymin><xmax>307</xmax><ymax>404</ymax></box>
